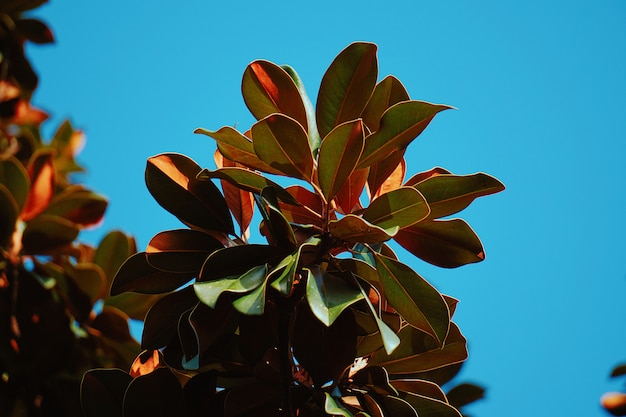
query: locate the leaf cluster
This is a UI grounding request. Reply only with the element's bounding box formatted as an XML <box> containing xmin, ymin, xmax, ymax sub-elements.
<box><xmin>82</xmin><ymin>42</ymin><xmax>503</xmax><ymax>417</ymax></box>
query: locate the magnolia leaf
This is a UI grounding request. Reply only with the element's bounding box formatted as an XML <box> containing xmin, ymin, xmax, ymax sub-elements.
<box><xmin>0</xmin><ymin>185</ymin><xmax>19</xmax><ymax>248</ymax></box>
<box><xmin>242</xmin><ymin>60</ymin><xmax>308</xmax><ymax>129</ymax></box>
<box><xmin>357</xmin><ymin>101</ymin><xmax>452</xmax><ymax>169</ymax></box>
<box><xmin>142</xmin><ymin>287</ymin><xmax>197</xmax><ymax>350</ymax></box>
<box><xmin>232</xmin><ymin>276</ymin><xmax>268</xmax><ymax>315</ymax></box>
<box><xmin>145</xmin><ymin>153</ymin><xmax>234</xmax><ymax>234</ymax></box>
<box><xmin>367</xmin><ymin>151</ymin><xmax>405</xmax><ymax>199</ymax></box>
<box><xmin>389</xmin><ymin>380</ymin><xmax>447</xmax><ymax>402</ymax></box>
<box><xmin>373</xmin><ymin>253</ymin><xmax>449</xmax><ymax>345</ymax></box>
<box><xmin>378</xmin><ymin>396</ymin><xmax>418</xmax><ymax>416</ymax></box>
<box><xmin>94</xmin><ymin>230</ymin><xmax>136</xmax><ymax>289</ymax></box>
<box><xmin>362</xmin><ymin>186</ymin><xmax>430</xmax><ymax>231</ymax></box>
<box><xmin>195</xmin><ymin>126</ymin><xmax>283</xmax><ymax>175</ymax></box>
<box><xmin>362</xmin><ymin>75</ymin><xmax>410</xmax><ymax>132</ymax></box>
<box><xmin>317</xmin><ymin>119</ymin><xmax>365</xmax><ymax>201</ymax></box>
<box><xmin>316</xmin><ymin>42</ymin><xmax>378</xmax><ymax>138</ymax></box>
<box><xmin>404</xmin><ymin>167</ymin><xmax>452</xmax><ymax>186</ymax></box>
<box><xmin>278</xmin><ymin>185</ymin><xmax>324</xmax><ymax>227</ymax></box>
<box><xmin>0</xmin><ymin>157</ymin><xmax>29</xmax><ymax>212</ymax></box>
<box><xmin>22</xmin><ymin>214</ymin><xmax>80</xmax><ymax>254</ymax></box>
<box><xmin>305</xmin><ymin>267</ymin><xmax>364</xmax><ymax>327</ymax></box>
<box><xmin>198</xmin><ymin>167</ymin><xmax>299</xmax><ymax>206</ymax></box>
<box><xmin>412</xmin><ymin>173</ymin><xmax>505</xmax><ymax>219</ymax></box>
<box><xmin>198</xmin><ymin>244</ymin><xmax>283</xmax><ymax>283</ymax></box>
<box><xmin>394</xmin><ymin>219</ymin><xmax>485</xmax><ymax>268</ymax></box>
<box><xmin>324</xmin><ymin>393</ymin><xmax>352</xmax><ymax>417</ymax></box>
<box><xmin>69</xmin><ymin>262</ymin><xmax>105</xmax><ymax>303</ymax></box>
<box><xmin>105</xmin><ymin>293</ymin><xmax>162</xmax><ymax>322</ymax></box>
<box><xmin>329</xmin><ymin>214</ymin><xmax>398</xmax><ymax>244</ymax></box>
<box><xmin>256</xmin><ymin>192</ymin><xmax>297</xmax><ymax>250</ymax></box>
<box><xmin>194</xmin><ymin>264</ymin><xmax>268</xmax><ymax>309</ymax></box>
<box><xmin>251</xmin><ymin>113</ymin><xmax>314</xmax><ymax>181</ymax></box>
<box><xmin>397</xmin><ymin>392</ymin><xmax>462</xmax><ymax>417</ymax></box>
<box><xmin>123</xmin><ymin>368</ymin><xmax>184</xmax><ymax>417</ymax></box>
<box><xmin>214</xmin><ymin>150</ymin><xmax>255</xmax><ymax>238</ymax></box>
<box><xmin>110</xmin><ymin>252</ymin><xmax>194</xmax><ymax>295</ymax></box>
<box><xmin>80</xmin><ymin>369</ymin><xmax>132</xmax><ymax>417</ymax></box>
<box><xmin>446</xmin><ymin>383</ymin><xmax>485</xmax><ymax>409</ymax></box>
<box><xmin>146</xmin><ymin>229</ymin><xmax>223</xmax><ymax>274</ymax></box>
<box><xmin>335</xmin><ymin>168</ymin><xmax>368</xmax><ymax>215</ymax></box>
<box><xmin>21</xmin><ymin>150</ymin><xmax>54</xmax><ymax>221</ymax></box>
<box><xmin>42</xmin><ymin>187</ymin><xmax>108</xmax><ymax>227</ymax></box>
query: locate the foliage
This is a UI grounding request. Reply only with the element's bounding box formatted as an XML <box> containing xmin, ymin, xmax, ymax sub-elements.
<box><xmin>81</xmin><ymin>42</ymin><xmax>503</xmax><ymax>417</ymax></box>
<box><xmin>602</xmin><ymin>364</ymin><xmax>626</xmax><ymax>416</ymax></box>
<box><xmin>0</xmin><ymin>1</ymin><xmax>150</xmax><ymax>415</ymax></box>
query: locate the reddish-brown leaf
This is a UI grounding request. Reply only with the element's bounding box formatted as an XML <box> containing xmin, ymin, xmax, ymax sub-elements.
<box><xmin>334</xmin><ymin>168</ymin><xmax>368</xmax><ymax>215</ymax></box>
<box><xmin>214</xmin><ymin>150</ymin><xmax>254</xmax><ymax>237</ymax></box>
<box><xmin>21</xmin><ymin>150</ymin><xmax>55</xmax><ymax>221</ymax></box>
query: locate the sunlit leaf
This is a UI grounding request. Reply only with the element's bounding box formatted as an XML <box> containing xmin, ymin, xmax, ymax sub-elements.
<box><xmin>251</xmin><ymin>113</ymin><xmax>314</xmax><ymax>181</ymax></box>
<box><xmin>305</xmin><ymin>267</ymin><xmax>363</xmax><ymax>326</ymax></box>
<box><xmin>329</xmin><ymin>214</ymin><xmax>398</xmax><ymax>244</ymax></box>
<box><xmin>145</xmin><ymin>153</ymin><xmax>234</xmax><ymax>234</ymax></box>
<box><xmin>21</xmin><ymin>150</ymin><xmax>54</xmax><ymax>221</ymax></box>
<box><xmin>232</xmin><ymin>276</ymin><xmax>268</xmax><ymax>315</ymax></box>
<box><xmin>394</xmin><ymin>219</ymin><xmax>485</xmax><ymax>268</ymax></box>
<box><xmin>242</xmin><ymin>59</ymin><xmax>308</xmax><ymax>129</ymax></box>
<box><xmin>404</xmin><ymin>167</ymin><xmax>451</xmax><ymax>186</ymax></box>
<box><xmin>42</xmin><ymin>187</ymin><xmax>108</xmax><ymax>227</ymax></box>
<box><xmin>316</xmin><ymin>42</ymin><xmax>378</xmax><ymax>138</ymax></box>
<box><xmin>214</xmin><ymin>150</ymin><xmax>255</xmax><ymax>238</ymax></box>
<box><xmin>362</xmin><ymin>187</ymin><xmax>429</xmax><ymax>231</ymax></box>
<box><xmin>357</xmin><ymin>101</ymin><xmax>452</xmax><ymax>169</ymax></box>
<box><xmin>22</xmin><ymin>214</ymin><xmax>79</xmax><ymax>254</ymax></box>
<box><xmin>317</xmin><ymin>119</ymin><xmax>365</xmax><ymax>201</ymax></box>
<box><xmin>146</xmin><ymin>229</ymin><xmax>223</xmax><ymax>274</ymax></box>
<box><xmin>373</xmin><ymin>253</ymin><xmax>449</xmax><ymax>345</ymax></box>
<box><xmin>194</xmin><ymin>264</ymin><xmax>267</xmax><ymax>309</ymax></box>
<box><xmin>411</xmin><ymin>173</ymin><xmax>505</xmax><ymax>219</ymax></box>
<box><xmin>334</xmin><ymin>168</ymin><xmax>368</xmax><ymax>214</ymax></box>
<box><xmin>362</xmin><ymin>75</ymin><xmax>410</xmax><ymax>132</ymax></box>
<box><xmin>367</xmin><ymin>151</ymin><xmax>405</xmax><ymax>199</ymax></box>
<box><xmin>0</xmin><ymin>157</ymin><xmax>29</xmax><ymax>212</ymax></box>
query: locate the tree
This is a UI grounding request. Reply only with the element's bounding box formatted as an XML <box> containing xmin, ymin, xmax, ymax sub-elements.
<box><xmin>80</xmin><ymin>42</ymin><xmax>504</xmax><ymax>417</ymax></box>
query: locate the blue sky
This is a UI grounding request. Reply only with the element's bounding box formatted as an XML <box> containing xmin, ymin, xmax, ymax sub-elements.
<box><xmin>29</xmin><ymin>1</ymin><xmax>626</xmax><ymax>416</ymax></box>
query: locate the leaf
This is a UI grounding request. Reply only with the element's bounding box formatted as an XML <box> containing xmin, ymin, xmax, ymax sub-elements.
<box><xmin>21</xmin><ymin>150</ymin><xmax>54</xmax><ymax>221</ymax></box>
<box><xmin>142</xmin><ymin>287</ymin><xmax>198</xmax><ymax>350</ymax></box>
<box><xmin>251</xmin><ymin>113</ymin><xmax>314</xmax><ymax>181</ymax></box>
<box><xmin>369</xmin><ymin>322</ymin><xmax>467</xmax><ymax>374</ymax></box>
<box><xmin>198</xmin><ymin>244</ymin><xmax>284</xmax><ymax>282</ymax></box>
<box><xmin>412</xmin><ymin>173</ymin><xmax>505</xmax><ymax>219</ymax></box>
<box><xmin>194</xmin><ymin>264</ymin><xmax>268</xmax><ymax>309</ymax></box>
<box><xmin>232</xmin><ymin>276</ymin><xmax>268</xmax><ymax>315</ymax></box>
<box><xmin>0</xmin><ymin>185</ymin><xmax>19</xmax><ymax>248</ymax></box>
<box><xmin>42</xmin><ymin>187</ymin><xmax>108</xmax><ymax>227</ymax></box>
<box><xmin>389</xmin><ymin>379</ymin><xmax>447</xmax><ymax>402</ymax></box>
<box><xmin>362</xmin><ymin>187</ymin><xmax>430</xmax><ymax>231</ymax></box>
<box><xmin>241</xmin><ymin>60</ymin><xmax>308</xmax><ymax>129</ymax></box>
<box><xmin>80</xmin><ymin>369</ymin><xmax>132</xmax><ymax>417</ymax></box>
<box><xmin>329</xmin><ymin>214</ymin><xmax>398</xmax><ymax>244</ymax></box>
<box><xmin>22</xmin><ymin>214</ymin><xmax>80</xmax><ymax>254</ymax></box>
<box><xmin>105</xmin><ymin>293</ymin><xmax>162</xmax><ymax>322</ymax></box>
<box><xmin>69</xmin><ymin>262</ymin><xmax>105</xmax><ymax>303</ymax></box>
<box><xmin>15</xmin><ymin>18</ymin><xmax>54</xmax><ymax>44</ymax></box>
<box><xmin>0</xmin><ymin>157</ymin><xmax>29</xmax><ymax>212</ymax></box>
<box><xmin>352</xmin><ymin>366</ymin><xmax>398</xmax><ymax>396</ymax></box>
<box><xmin>317</xmin><ymin>119</ymin><xmax>365</xmax><ymax>201</ymax></box>
<box><xmin>198</xmin><ymin>167</ymin><xmax>299</xmax><ymax>206</ymax></box>
<box><xmin>362</xmin><ymin>75</ymin><xmax>410</xmax><ymax>132</ymax></box>
<box><xmin>396</xmin><ymin>392</ymin><xmax>462</xmax><ymax>417</ymax></box>
<box><xmin>324</xmin><ymin>393</ymin><xmax>352</xmax><ymax>417</ymax></box>
<box><xmin>367</xmin><ymin>151</ymin><xmax>405</xmax><ymax>199</ymax></box>
<box><xmin>278</xmin><ymin>185</ymin><xmax>324</xmax><ymax>227</ymax></box>
<box><xmin>611</xmin><ymin>364</ymin><xmax>626</xmax><ymax>378</ymax></box>
<box><xmin>123</xmin><ymin>368</ymin><xmax>184</xmax><ymax>417</ymax></box>
<box><xmin>394</xmin><ymin>219</ymin><xmax>485</xmax><ymax>268</ymax></box>
<box><xmin>145</xmin><ymin>153</ymin><xmax>234</xmax><ymax>234</ymax></box>
<box><xmin>305</xmin><ymin>267</ymin><xmax>363</xmax><ymax>326</ymax></box>
<box><xmin>195</xmin><ymin>126</ymin><xmax>283</xmax><ymax>175</ymax></box>
<box><xmin>357</xmin><ymin>101</ymin><xmax>452</xmax><ymax>169</ymax></box>
<box><xmin>91</xmin><ymin>306</ymin><xmax>133</xmax><ymax>341</ymax></box>
<box><xmin>334</xmin><ymin>168</ymin><xmax>368</xmax><ymax>214</ymax></box>
<box><xmin>94</xmin><ymin>230</ymin><xmax>136</xmax><ymax>287</ymax></box>
<box><xmin>373</xmin><ymin>253</ymin><xmax>450</xmax><ymax>345</ymax></box>
<box><xmin>446</xmin><ymin>383</ymin><xmax>485</xmax><ymax>409</ymax></box>
<box><xmin>316</xmin><ymin>42</ymin><xmax>378</xmax><ymax>138</ymax></box>
<box><xmin>110</xmin><ymin>252</ymin><xmax>195</xmax><ymax>295</ymax></box>
<box><xmin>404</xmin><ymin>167</ymin><xmax>451</xmax><ymax>187</ymax></box>
<box><xmin>146</xmin><ymin>229</ymin><xmax>223</xmax><ymax>274</ymax></box>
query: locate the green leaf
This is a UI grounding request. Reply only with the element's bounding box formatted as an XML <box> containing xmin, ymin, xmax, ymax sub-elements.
<box><xmin>194</xmin><ymin>126</ymin><xmax>283</xmax><ymax>175</ymax></box>
<box><xmin>251</xmin><ymin>113</ymin><xmax>314</xmax><ymax>181</ymax></box>
<box><xmin>369</xmin><ymin>322</ymin><xmax>467</xmax><ymax>374</ymax></box>
<box><xmin>268</xmin><ymin>253</ymin><xmax>298</xmax><ymax>295</ymax></box>
<box><xmin>362</xmin><ymin>75</ymin><xmax>410</xmax><ymax>132</ymax></box>
<box><xmin>317</xmin><ymin>119</ymin><xmax>365</xmax><ymax>201</ymax></box>
<box><xmin>194</xmin><ymin>264</ymin><xmax>268</xmax><ymax>308</ymax></box>
<box><xmin>357</xmin><ymin>101</ymin><xmax>452</xmax><ymax>169</ymax></box>
<box><xmin>94</xmin><ymin>230</ymin><xmax>136</xmax><ymax>288</ymax></box>
<box><xmin>329</xmin><ymin>214</ymin><xmax>398</xmax><ymax>244</ymax></box>
<box><xmin>373</xmin><ymin>253</ymin><xmax>449</xmax><ymax>345</ymax></box>
<box><xmin>0</xmin><ymin>157</ymin><xmax>29</xmax><ymax>212</ymax></box>
<box><xmin>242</xmin><ymin>60</ymin><xmax>309</xmax><ymax>129</ymax></box>
<box><xmin>146</xmin><ymin>229</ymin><xmax>223</xmax><ymax>274</ymax></box>
<box><xmin>362</xmin><ymin>187</ymin><xmax>430</xmax><ymax>231</ymax></box>
<box><xmin>80</xmin><ymin>369</ymin><xmax>132</xmax><ymax>417</ymax></box>
<box><xmin>232</xmin><ymin>276</ymin><xmax>268</xmax><ymax>315</ymax></box>
<box><xmin>198</xmin><ymin>167</ymin><xmax>299</xmax><ymax>205</ymax></box>
<box><xmin>256</xmin><ymin>192</ymin><xmax>297</xmax><ymax>250</ymax></box>
<box><xmin>69</xmin><ymin>262</ymin><xmax>105</xmax><ymax>303</ymax></box>
<box><xmin>145</xmin><ymin>153</ymin><xmax>234</xmax><ymax>234</ymax></box>
<box><xmin>354</xmin><ymin>277</ymin><xmax>400</xmax><ymax>355</ymax></box>
<box><xmin>324</xmin><ymin>393</ymin><xmax>353</xmax><ymax>417</ymax></box>
<box><xmin>110</xmin><ymin>252</ymin><xmax>194</xmax><ymax>295</ymax></box>
<box><xmin>412</xmin><ymin>173</ymin><xmax>505</xmax><ymax>219</ymax></box>
<box><xmin>394</xmin><ymin>219</ymin><xmax>485</xmax><ymax>268</ymax></box>
<box><xmin>22</xmin><ymin>214</ymin><xmax>80</xmax><ymax>254</ymax></box>
<box><xmin>105</xmin><ymin>293</ymin><xmax>162</xmax><ymax>322</ymax></box>
<box><xmin>316</xmin><ymin>42</ymin><xmax>378</xmax><ymax>139</ymax></box>
<box><xmin>42</xmin><ymin>187</ymin><xmax>108</xmax><ymax>227</ymax></box>
<box><xmin>305</xmin><ymin>267</ymin><xmax>363</xmax><ymax>326</ymax></box>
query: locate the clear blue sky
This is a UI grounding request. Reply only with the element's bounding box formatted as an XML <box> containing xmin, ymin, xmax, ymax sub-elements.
<box><xmin>29</xmin><ymin>1</ymin><xmax>626</xmax><ymax>416</ymax></box>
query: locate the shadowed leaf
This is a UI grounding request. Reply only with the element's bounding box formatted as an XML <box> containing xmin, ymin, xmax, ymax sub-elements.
<box><xmin>123</xmin><ymin>368</ymin><xmax>184</xmax><ymax>417</ymax></box>
<box><xmin>43</xmin><ymin>187</ymin><xmax>108</xmax><ymax>227</ymax></box>
<box><xmin>362</xmin><ymin>187</ymin><xmax>430</xmax><ymax>231</ymax></box>
<box><xmin>329</xmin><ymin>214</ymin><xmax>398</xmax><ymax>244</ymax></box>
<box><xmin>22</xmin><ymin>214</ymin><xmax>79</xmax><ymax>254</ymax></box>
<box><xmin>80</xmin><ymin>369</ymin><xmax>132</xmax><ymax>417</ymax></box>
<box><xmin>0</xmin><ymin>157</ymin><xmax>29</xmax><ymax>212</ymax></box>
<box><xmin>397</xmin><ymin>392</ymin><xmax>462</xmax><ymax>417</ymax></box>
<box><xmin>368</xmin><ymin>151</ymin><xmax>405</xmax><ymax>199</ymax></box>
<box><xmin>446</xmin><ymin>383</ymin><xmax>485</xmax><ymax>409</ymax></box>
<box><xmin>278</xmin><ymin>185</ymin><xmax>324</xmax><ymax>227</ymax></box>
<box><xmin>0</xmin><ymin>185</ymin><xmax>19</xmax><ymax>247</ymax></box>
<box><xmin>142</xmin><ymin>287</ymin><xmax>198</xmax><ymax>350</ymax></box>
<box><xmin>362</xmin><ymin>75</ymin><xmax>410</xmax><ymax>132</ymax></box>
<box><xmin>146</xmin><ymin>229</ymin><xmax>223</xmax><ymax>274</ymax></box>
<box><xmin>335</xmin><ymin>168</ymin><xmax>368</xmax><ymax>214</ymax></box>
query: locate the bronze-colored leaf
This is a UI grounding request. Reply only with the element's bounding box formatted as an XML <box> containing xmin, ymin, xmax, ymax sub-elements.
<box><xmin>362</xmin><ymin>75</ymin><xmax>410</xmax><ymax>132</ymax></box>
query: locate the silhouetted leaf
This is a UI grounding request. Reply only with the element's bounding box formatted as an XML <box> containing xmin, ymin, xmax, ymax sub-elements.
<box><xmin>142</xmin><ymin>287</ymin><xmax>198</xmax><ymax>350</ymax></box>
<box><xmin>80</xmin><ymin>369</ymin><xmax>132</xmax><ymax>417</ymax></box>
<box><xmin>0</xmin><ymin>185</ymin><xmax>19</xmax><ymax>247</ymax></box>
<box><xmin>316</xmin><ymin>42</ymin><xmax>378</xmax><ymax>138</ymax></box>
<box><xmin>242</xmin><ymin>60</ymin><xmax>308</xmax><ymax>129</ymax></box>
<box><xmin>194</xmin><ymin>264</ymin><xmax>267</xmax><ymax>308</ymax></box>
<box><xmin>394</xmin><ymin>219</ymin><xmax>485</xmax><ymax>268</ymax></box>
<box><xmin>22</xmin><ymin>214</ymin><xmax>79</xmax><ymax>254</ymax></box>
<box><xmin>362</xmin><ymin>187</ymin><xmax>429</xmax><ymax>231</ymax></box>
<box><xmin>362</xmin><ymin>75</ymin><xmax>410</xmax><ymax>132</ymax></box>
<box><xmin>412</xmin><ymin>173</ymin><xmax>505</xmax><ymax>220</ymax></box>
<box><xmin>146</xmin><ymin>229</ymin><xmax>223</xmax><ymax>274</ymax></box>
<box><xmin>145</xmin><ymin>153</ymin><xmax>234</xmax><ymax>234</ymax></box>
<box><xmin>329</xmin><ymin>214</ymin><xmax>398</xmax><ymax>244</ymax></box>
<box><xmin>198</xmin><ymin>244</ymin><xmax>284</xmax><ymax>281</ymax></box>
<box><xmin>357</xmin><ymin>101</ymin><xmax>452</xmax><ymax>169</ymax></box>
<box><xmin>123</xmin><ymin>367</ymin><xmax>184</xmax><ymax>417</ymax></box>
<box><xmin>352</xmin><ymin>366</ymin><xmax>398</xmax><ymax>396</ymax></box>
<box><xmin>446</xmin><ymin>383</ymin><xmax>485</xmax><ymax>409</ymax></box>
<box><xmin>252</xmin><ymin>113</ymin><xmax>314</xmax><ymax>181</ymax></box>
<box><xmin>378</xmin><ymin>395</ymin><xmax>418</xmax><ymax>416</ymax></box>
<box><xmin>305</xmin><ymin>267</ymin><xmax>363</xmax><ymax>326</ymax></box>
<box><xmin>324</xmin><ymin>393</ymin><xmax>352</xmax><ymax>417</ymax></box>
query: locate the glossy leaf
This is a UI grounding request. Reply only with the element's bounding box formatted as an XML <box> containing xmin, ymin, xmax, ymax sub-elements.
<box><xmin>394</xmin><ymin>219</ymin><xmax>485</xmax><ymax>268</ymax></box>
<box><xmin>279</xmin><ymin>185</ymin><xmax>324</xmax><ymax>227</ymax></box>
<box><xmin>412</xmin><ymin>173</ymin><xmax>505</xmax><ymax>219</ymax></box>
<box><xmin>305</xmin><ymin>267</ymin><xmax>363</xmax><ymax>326</ymax></box>
<box><xmin>0</xmin><ymin>157</ymin><xmax>29</xmax><ymax>212</ymax></box>
<box><xmin>146</xmin><ymin>229</ymin><xmax>223</xmax><ymax>274</ymax></box>
<box><xmin>214</xmin><ymin>150</ymin><xmax>255</xmax><ymax>237</ymax></box>
<box><xmin>367</xmin><ymin>151</ymin><xmax>405</xmax><ymax>199</ymax></box>
<box><xmin>362</xmin><ymin>75</ymin><xmax>410</xmax><ymax>132</ymax></box>
<box><xmin>123</xmin><ymin>367</ymin><xmax>184</xmax><ymax>417</ymax></box>
<box><xmin>198</xmin><ymin>167</ymin><xmax>299</xmax><ymax>205</ymax></box>
<box><xmin>317</xmin><ymin>119</ymin><xmax>365</xmax><ymax>201</ymax></box>
<box><xmin>378</xmin><ymin>395</ymin><xmax>418</xmax><ymax>416</ymax></box>
<box><xmin>362</xmin><ymin>186</ymin><xmax>430</xmax><ymax>231</ymax></box>
<box><xmin>251</xmin><ymin>113</ymin><xmax>314</xmax><ymax>181</ymax></box>
<box><xmin>42</xmin><ymin>187</ymin><xmax>108</xmax><ymax>227</ymax></box>
<box><xmin>22</xmin><ymin>214</ymin><xmax>80</xmax><ymax>254</ymax></box>
<box><xmin>334</xmin><ymin>168</ymin><xmax>368</xmax><ymax>215</ymax></box>
<box><xmin>242</xmin><ymin>59</ymin><xmax>308</xmax><ymax>129</ymax></box>
<box><xmin>232</xmin><ymin>275</ymin><xmax>268</xmax><ymax>315</ymax></box>
<box><xmin>373</xmin><ymin>253</ymin><xmax>449</xmax><ymax>345</ymax></box>
<box><xmin>145</xmin><ymin>153</ymin><xmax>234</xmax><ymax>234</ymax></box>
<box><xmin>142</xmin><ymin>287</ymin><xmax>197</xmax><ymax>350</ymax></box>
<box><xmin>195</xmin><ymin>126</ymin><xmax>283</xmax><ymax>175</ymax></box>
<box><xmin>316</xmin><ymin>42</ymin><xmax>378</xmax><ymax>138</ymax></box>
<box><xmin>198</xmin><ymin>244</ymin><xmax>283</xmax><ymax>281</ymax></box>
<box><xmin>397</xmin><ymin>392</ymin><xmax>462</xmax><ymax>417</ymax></box>
<box><xmin>194</xmin><ymin>264</ymin><xmax>268</xmax><ymax>308</ymax></box>
<box><xmin>81</xmin><ymin>368</ymin><xmax>132</xmax><ymax>417</ymax></box>
<box><xmin>269</xmin><ymin>236</ymin><xmax>321</xmax><ymax>295</ymax></box>
<box><xmin>21</xmin><ymin>150</ymin><xmax>54</xmax><ymax>221</ymax></box>
<box><xmin>110</xmin><ymin>252</ymin><xmax>194</xmax><ymax>295</ymax></box>
<box><xmin>357</xmin><ymin>101</ymin><xmax>452</xmax><ymax>169</ymax></box>
<box><xmin>404</xmin><ymin>167</ymin><xmax>451</xmax><ymax>187</ymax></box>
<box><xmin>369</xmin><ymin>322</ymin><xmax>467</xmax><ymax>374</ymax></box>
<box><xmin>390</xmin><ymin>379</ymin><xmax>447</xmax><ymax>402</ymax></box>
<box><xmin>329</xmin><ymin>214</ymin><xmax>398</xmax><ymax>244</ymax></box>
